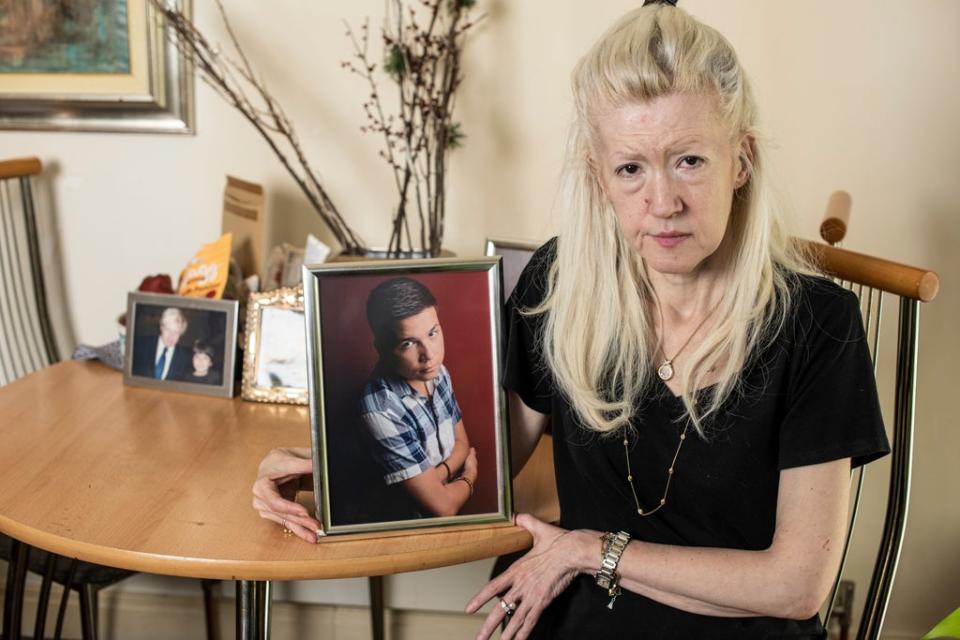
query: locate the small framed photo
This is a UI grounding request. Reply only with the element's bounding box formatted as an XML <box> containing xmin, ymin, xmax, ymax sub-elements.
<box><xmin>484</xmin><ymin>237</ymin><xmax>541</xmax><ymax>299</ymax></box>
<box><xmin>303</xmin><ymin>258</ymin><xmax>511</xmax><ymax>536</ymax></box>
<box><xmin>123</xmin><ymin>293</ymin><xmax>238</xmax><ymax>398</ymax></box>
<box><xmin>242</xmin><ymin>285</ymin><xmax>309</xmax><ymax>405</ymax></box>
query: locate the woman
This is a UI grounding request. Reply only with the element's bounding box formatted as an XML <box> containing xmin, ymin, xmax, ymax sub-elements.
<box><xmin>464</xmin><ymin>3</ymin><xmax>888</xmax><ymax>638</ymax></box>
<box><xmin>252</xmin><ymin>3</ymin><xmax>888</xmax><ymax>638</ymax></box>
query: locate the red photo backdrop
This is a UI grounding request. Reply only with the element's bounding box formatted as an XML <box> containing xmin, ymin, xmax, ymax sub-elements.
<box><xmin>318</xmin><ymin>270</ymin><xmax>500</xmax><ymax>523</ymax></box>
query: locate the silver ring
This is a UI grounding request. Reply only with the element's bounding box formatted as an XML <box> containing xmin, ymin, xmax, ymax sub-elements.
<box><xmin>499</xmin><ymin>598</ymin><xmax>516</xmax><ymax>615</ymax></box>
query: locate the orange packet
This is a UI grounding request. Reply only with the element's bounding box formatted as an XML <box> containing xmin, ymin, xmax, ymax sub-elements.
<box><xmin>178</xmin><ymin>233</ymin><xmax>233</xmax><ymax>299</ymax></box>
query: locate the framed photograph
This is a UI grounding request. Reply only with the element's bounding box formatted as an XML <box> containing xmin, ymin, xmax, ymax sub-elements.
<box><xmin>242</xmin><ymin>285</ymin><xmax>309</xmax><ymax>405</ymax></box>
<box><xmin>123</xmin><ymin>292</ymin><xmax>238</xmax><ymax>398</ymax></box>
<box><xmin>303</xmin><ymin>258</ymin><xmax>511</xmax><ymax>536</ymax></box>
<box><xmin>0</xmin><ymin>0</ymin><xmax>194</xmax><ymax>133</ymax></box>
<box><xmin>484</xmin><ymin>237</ymin><xmax>540</xmax><ymax>299</ymax></box>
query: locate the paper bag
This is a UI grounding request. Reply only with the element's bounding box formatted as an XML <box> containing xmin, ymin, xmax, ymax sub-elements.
<box><xmin>222</xmin><ymin>176</ymin><xmax>266</xmax><ymax>279</ymax></box>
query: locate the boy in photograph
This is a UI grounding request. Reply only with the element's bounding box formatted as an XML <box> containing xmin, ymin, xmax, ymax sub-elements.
<box><xmin>359</xmin><ymin>277</ymin><xmax>478</xmax><ymax>521</ymax></box>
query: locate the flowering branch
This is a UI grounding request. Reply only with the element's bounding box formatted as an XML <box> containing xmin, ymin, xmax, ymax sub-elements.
<box><xmin>344</xmin><ymin>0</ymin><xmax>478</xmax><ymax>256</ymax></box>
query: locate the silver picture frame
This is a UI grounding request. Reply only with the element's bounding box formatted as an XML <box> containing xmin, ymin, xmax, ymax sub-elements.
<box><xmin>484</xmin><ymin>237</ymin><xmax>541</xmax><ymax>300</ymax></box>
<box><xmin>302</xmin><ymin>257</ymin><xmax>512</xmax><ymax>536</ymax></box>
<box><xmin>123</xmin><ymin>292</ymin><xmax>238</xmax><ymax>398</ymax></box>
<box><xmin>0</xmin><ymin>0</ymin><xmax>194</xmax><ymax>134</ymax></box>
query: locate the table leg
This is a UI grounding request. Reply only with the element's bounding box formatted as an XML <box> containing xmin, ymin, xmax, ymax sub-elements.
<box><xmin>369</xmin><ymin>576</ymin><xmax>385</xmax><ymax>640</ymax></box>
<box><xmin>235</xmin><ymin>580</ymin><xmax>271</xmax><ymax>640</ymax></box>
<box><xmin>259</xmin><ymin>581</ymin><xmax>271</xmax><ymax>640</ymax></box>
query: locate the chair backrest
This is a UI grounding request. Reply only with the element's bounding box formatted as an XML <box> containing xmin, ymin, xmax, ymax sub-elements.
<box><xmin>485</xmin><ymin>199</ymin><xmax>937</xmax><ymax>639</ymax></box>
<box><xmin>801</xmin><ymin>239</ymin><xmax>940</xmax><ymax>640</ymax></box>
<box><xmin>0</xmin><ymin>157</ymin><xmax>60</xmax><ymax>386</ymax></box>
<box><xmin>820</xmin><ymin>190</ymin><xmax>852</xmax><ymax>246</ymax></box>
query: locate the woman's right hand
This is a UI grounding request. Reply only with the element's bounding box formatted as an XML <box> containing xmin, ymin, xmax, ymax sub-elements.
<box><xmin>251</xmin><ymin>447</ymin><xmax>322</xmax><ymax>544</ymax></box>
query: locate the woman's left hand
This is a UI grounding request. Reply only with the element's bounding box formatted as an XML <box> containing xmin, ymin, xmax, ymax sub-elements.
<box><xmin>251</xmin><ymin>447</ymin><xmax>320</xmax><ymax>544</ymax></box>
<box><xmin>465</xmin><ymin>513</ymin><xmax>596</xmax><ymax>640</ymax></box>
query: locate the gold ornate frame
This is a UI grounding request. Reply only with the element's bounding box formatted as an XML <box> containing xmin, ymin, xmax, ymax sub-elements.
<box><xmin>242</xmin><ymin>284</ymin><xmax>309</xmax><ymax>405</ymax></box>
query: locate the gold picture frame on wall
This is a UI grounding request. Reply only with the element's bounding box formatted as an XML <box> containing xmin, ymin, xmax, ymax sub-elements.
<box><xmin>242</xmin><ymin>285</ymin><xmax>309</xmax><ymax>405</ymax></box>
<box><xmin>0</xmin><ymin>0</ymin><xmax>194</xmax><ymax>133</ymax></box>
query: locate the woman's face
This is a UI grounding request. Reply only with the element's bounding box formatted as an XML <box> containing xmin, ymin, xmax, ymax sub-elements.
<box><xmin>592</xmin><ymin>92</ymin><xmax>749</xmax><ymax>279</ymax></box>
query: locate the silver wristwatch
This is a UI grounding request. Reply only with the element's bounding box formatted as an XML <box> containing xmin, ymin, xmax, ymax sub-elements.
<box><xmin>595</xmin><ymin>530</ymin><xmax>630</xmax><ymax>607</ymax></box>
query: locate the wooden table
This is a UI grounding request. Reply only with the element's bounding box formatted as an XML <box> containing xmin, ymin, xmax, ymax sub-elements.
<box><xmin>0</xmin><ymin>361</ymin><xmax>559</xmax><ymax>638</ymax></box>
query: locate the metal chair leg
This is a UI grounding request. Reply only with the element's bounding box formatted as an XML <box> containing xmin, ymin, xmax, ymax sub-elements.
<box><xmin>33</xmin><ymin>552</ymin><xmax>58</xmax><ymax>640</ymax></box>
<box><xmin>53</xmin><ymin>559</ymin><xmax>79</xmax><ymax>640</ymax></box>
<box><xmin>368</xmin><ymin>576</ymin><xmax>385</xmax><ymax>640</ymax></box>
<box><xmin>257</xmin><ymin>581</ymin><xmax>271</xmax><ymax>640</ymax></box>
<box><xmin>78</xmin><ymin>583</ymin><xmax>98</xmax><ymax>640</ymax></box>
<box><xmin>202</xmin><ymin>579</ymin><xmax>222</xmax><ymax>640</ymax></box>
<box><xmin>2</xmin><ymin>539</ymin><xmax>28</xmax><ymax>640</ymax></box>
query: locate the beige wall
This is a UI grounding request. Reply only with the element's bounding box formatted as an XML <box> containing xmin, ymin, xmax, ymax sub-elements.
<box><xmin>2</xmin><ymin>1</ymin><xmax>957</xmax><ymax>637</ymax></box>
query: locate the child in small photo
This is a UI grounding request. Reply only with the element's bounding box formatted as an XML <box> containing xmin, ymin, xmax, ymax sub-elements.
<box><xmin>188</xmin><ymin>339</ymin><xmax>222</xmax><ymax>386</ymax></box>
<box><xmin>359</xmin><ymin>277</ymin><xmax>477</xmax><ymax>521</ymax></box>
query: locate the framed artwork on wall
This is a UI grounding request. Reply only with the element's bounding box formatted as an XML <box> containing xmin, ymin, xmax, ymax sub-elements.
<box><xmin>242</xmin><ymin>284</ymin><xmax>309</xmax><ymax>406</ymax></box>
<box><xmin>302</xmin><ymin>258</ymin><xmax>512</xmax><ymax>536</ymax></box>
<box><xmin>123</xmin><ymin>292</ymin><xmax>238</xmax><ymax>398</ymax></box>
<box><xmin>0</xmin><ymin>0</ymin><xmax>194</xmax><ymax>133</ymax></box>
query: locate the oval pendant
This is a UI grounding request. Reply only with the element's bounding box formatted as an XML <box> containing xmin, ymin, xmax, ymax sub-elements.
<box><xmin>657</xmin><ymin>361</ymin><xmax>674</xmax><ymax>381</ymax></box>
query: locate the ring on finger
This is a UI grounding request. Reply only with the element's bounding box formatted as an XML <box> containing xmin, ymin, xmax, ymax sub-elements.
<box><xmin>499</xmin><ymin>597</ymin><xmax>517</xmax><ymax>616</ymax></box>
<box><xmin>281</xmin><ymin>519</ymin><xmax>292</xmax><ymax>536</ymax></box>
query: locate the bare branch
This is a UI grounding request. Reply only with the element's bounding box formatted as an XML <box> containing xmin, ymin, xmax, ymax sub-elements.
<box><xmin>148</xmin><ymin>0</ymin><xmax>365</xmax><ymax>254</ymax></box>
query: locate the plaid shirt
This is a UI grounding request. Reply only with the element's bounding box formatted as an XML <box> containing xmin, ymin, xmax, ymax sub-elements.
<box><xmin>359</xmin><ymin>364</ymin><xmax>463</xmax><ymax>485</ymax></box>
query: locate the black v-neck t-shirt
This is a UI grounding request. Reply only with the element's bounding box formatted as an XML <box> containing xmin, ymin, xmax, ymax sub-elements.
<box><xmin>503</xmin><ymin>240</ymin><xmax>889</xmax><ymax>639</ymax></box>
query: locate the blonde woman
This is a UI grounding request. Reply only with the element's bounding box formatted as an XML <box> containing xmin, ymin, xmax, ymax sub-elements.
<box><xmin>253</xmin><ymin>2</ymin><xmax>888</xmax><ymax>638</ymax></box>
<box><xmin>464</xmin><ymin>2</ymin><xmax>887</xmax><ymax>639</ymax></box>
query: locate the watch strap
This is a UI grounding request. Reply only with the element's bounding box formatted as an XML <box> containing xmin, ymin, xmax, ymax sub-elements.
<box><xmin>594</xmin><ymin>530</ymin><xmax>630</xmax><ymax>593</ymax></box>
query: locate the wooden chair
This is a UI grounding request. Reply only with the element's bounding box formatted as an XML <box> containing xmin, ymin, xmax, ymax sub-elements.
<box><xmin>817</xmin><ymin>191</ymin><xmax>858</xmax><ymax>640</ymax></box>
<box><xmin>802</xmin><ymin>239</ymin><xmax>939</xmax><ymax>640</ymax></box>
<box><xmin>0</xmin><ymin>157</ymin><xmax>221</xmax><ymax>640</ymax></box>
<box><xmin>0</xmin><ymin>156</ymin><xmax>122</xmax><ymax>640</ymax></box>
<box><xmin>819</xmin><ymin>190</ymin><xmax>852</xmax><ymax>246</ymax></box>
<box><xmin>0</xmin><ymin>157</ymin><xmax>59</xmax><ymax>384</ymax></box>
<box><xmin>813</xmin><ymin>189</ymin><xmax>940</xmax><ymax>640</ymax></box>
<box><xmin>482</xmin><ymin>195</ymin><xmax>939</xmax><ymax>640</ymax></box>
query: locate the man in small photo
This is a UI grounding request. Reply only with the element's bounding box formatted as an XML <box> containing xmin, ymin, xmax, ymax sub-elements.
<box><xmin>359</xmin><ymin>277</ymin><xmax>478</xmax><ymax>521</ymax></box>
<box><xmin>132</xmin><ymin>307</ymin><xmax>192</xmax><ymax>381</ymax></box>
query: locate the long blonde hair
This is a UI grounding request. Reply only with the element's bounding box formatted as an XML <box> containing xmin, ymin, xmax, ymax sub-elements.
<box><xmin>536</xmin><ymin>4</ymin><xmax>813</xmax><ymax>437</ymax></box>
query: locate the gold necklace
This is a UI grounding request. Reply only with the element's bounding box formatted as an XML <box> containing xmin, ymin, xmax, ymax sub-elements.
<box><xmin>623</xmin><ymin>422</ymin><xmax>689</xmax><ymax>516</ymax></box>
<box><xmin>655</xmin><ymin>300</ymin><xmax>721</xmax><ymax>382</ymax></box>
